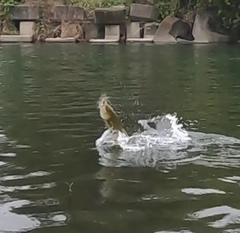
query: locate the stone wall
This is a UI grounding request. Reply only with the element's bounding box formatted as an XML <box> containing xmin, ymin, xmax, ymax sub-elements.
<box><xmin>0</xmin><ymin>3</ymin><xmax>232</xmax><ymax>44</ymax></box>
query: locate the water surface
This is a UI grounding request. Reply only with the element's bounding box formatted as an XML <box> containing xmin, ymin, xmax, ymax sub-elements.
<box><xmin>1</xmin><ymin>43</ymin><xmax>240</xmax><ymax>233</ymax></box>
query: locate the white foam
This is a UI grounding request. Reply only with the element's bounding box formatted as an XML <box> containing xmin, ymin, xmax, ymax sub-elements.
<box><xmin>96</xmin><ymin>113</ymin><xmax>192</xmax><ymax>152</ymax></box>
<box><xmin>95</xmin><ymin>113</ymin><xmax>240</xmax><ymax>170</ymax></box>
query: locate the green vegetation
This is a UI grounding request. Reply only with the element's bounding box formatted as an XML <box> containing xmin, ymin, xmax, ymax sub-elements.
<box><xmin>0</xmin><ymin>0</ymin><xmax>20</xmax><ymax>34</ymax></box>
<box><xmin>65</xmin><ymin>0</ymin><xmax>132</xmax><ymax>9</ymax></box>
<box><xmin>153</xmin><ymin>0</ymin><xmax>240</xmax><ymax>35</ymax></box>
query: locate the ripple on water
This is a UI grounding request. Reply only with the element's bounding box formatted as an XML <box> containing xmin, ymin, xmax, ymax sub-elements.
<box><xmin>181</xmin><ymin>188</ymin><xmax>226</xmax><ymax>195</ymax></box>
<box><xmin>0</xmin><ymin>199</ymin><xmax>41</xmax><ymax>232</ymax></box>
<box><xmin>187</xmin><ymin>206</ymin><xmax>240</xmax><ymax>229</ymax></box>
<box><xmin>0</xmin><ymin>132</ymin><xmax>61</xmax><ymax>232</ymax></box>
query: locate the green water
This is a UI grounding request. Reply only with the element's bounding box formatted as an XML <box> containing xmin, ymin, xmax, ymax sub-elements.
<box><xmin>1</xmin><ymin>43</ymin><xmax>240</xmax><ymax>233</ymax></box>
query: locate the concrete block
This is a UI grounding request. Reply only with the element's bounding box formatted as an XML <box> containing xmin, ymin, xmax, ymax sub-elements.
<box><xmin>89</xmin><ymin>25</ymin><xmax>120</xmax><ymax>43</ymax></box>
<box><xmin>127</xmin><ymin>22</ymin><xmax>140</xmax><ymax>39</ymax></box>
<box><xmin>20</xmin><ymin>21</ymin><xmax>35</xmax><ymax>36</ymax></box>
<box><xmin>153</xmin><ymin>16</ymin><xmax>178</xmax><ymax>44</ymax></box>
<box><xmin>94</xmin><ymin>6</ymin><xmax>126</xmax><ymax>24</ymax></box>
<box><xmin>53</xmin><ymin>5</ymin><xmax>86</xmax><ymax>20</ymax></box>
<box><xmin>9</xmin><ymin>5</ymin><xmax>39</xmax><ymax>20</ymax></box>
<box><xmin>83</xmin><ymin>22</ymin><xmax>99</xmax><ymax>41</ymax></box>
<box><xmin>0</xmin><ymin>35</ymin><xmax>33</xmax><ymax>43</ymax></box>
<box><xmin>105</xmin><ymin>25</ymin><xmax>120</xmax><ymax>40</ymax></box>
<box><xmin>144</xmin><ymin>23</ymin><xmax>157</xmax><ymax>39</ymax></box>
<box><xmin>129</xmin><ymin>4</ymin><xmax>159</xmax><ymax>22</ymax></box>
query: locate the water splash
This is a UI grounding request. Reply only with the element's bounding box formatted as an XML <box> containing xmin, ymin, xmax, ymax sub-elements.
<box><xmin>96</xmin><ymin>113</ymin><xmax>191</xmax><ymax>151</ymax></box>
<box><xmin>95</xmin><ymin>113</ymin><xmax>240</xmax><ymax>170</ymax></box>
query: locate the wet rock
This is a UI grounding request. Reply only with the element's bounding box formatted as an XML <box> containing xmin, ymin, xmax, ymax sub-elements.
<box><xmin>129</xmin><ymin>3</ymin><xmax>159</xmax><ymax>22</ymax></box>
<box><xmin>192</xmin><ymin>10</ymin><xmax>229</xmax><ymax>43</ymax></box>
<box><xmin>153</xmin><ymin>16</ymin><xmax>194</xmax><ymax>44</ymax></box>
<box><xmin>94</xmin><ymin>6</ymin><xmax>126</xmax><ymax>25</ymax></box>
<box><xmin>9</xmin><ymin>5</ymin><xmax>39</xmax><ymax>20</ymax></box>
<box><xmin>53</xmin><ymin>5</ymin><xmax>86</xmax><ymax>21</ymax></box>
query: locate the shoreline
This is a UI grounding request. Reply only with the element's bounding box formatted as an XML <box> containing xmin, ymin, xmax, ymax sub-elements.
<box><xmin>0</xmin><ymin>3</ymin><xmax>237</xmax><ymax>44</ymax></box>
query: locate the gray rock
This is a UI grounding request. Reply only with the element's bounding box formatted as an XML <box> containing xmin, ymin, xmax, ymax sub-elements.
<box><xmin>129</xmin><ymin>4</ymin><xmax>159</xmax><ymax>22</ymax></box>
<box><xmin>153</xmin><ymin>16</ymin><xmax>194</xmax><ymax>44</ymax></box>
<box><xmin>94</xmin><ymin>6</ymin><xmax>126</xmax><ymax>25</ymax></box>
<box><xmin>192</xmin><ymin>10</ymin><xmax>229</xmax><ymax>43</ymax></box>
<box><xmin>153</xmin><ymin>16</ymin><xmax>178</xmax><ymax>44</ymax></box>
<box><xmin>169</xmin><ymin>19</ymin><xmax>194</xmax><ymax>41</ymax></box>
<box><xmin>9</xmin><ymin>5</ymin><xmax>39</xmax><ymax>20</ymax></box>
<box><xmin>53</xmin><ymin>5</ymin><xmax>86</xmax><ymax>21</ymax></box>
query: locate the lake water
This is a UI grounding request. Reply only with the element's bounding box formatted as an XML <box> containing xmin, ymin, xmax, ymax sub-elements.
<box><xmin>1</xmin><ymin>43</ymin><xmax>240</xmax><ymax>233</ymax></box>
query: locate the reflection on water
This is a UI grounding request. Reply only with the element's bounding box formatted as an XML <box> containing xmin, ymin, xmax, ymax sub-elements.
<box><xmin>1</xmin><ymin>43</ymin><xmax>240</xmax><ymax>232</ymax></box>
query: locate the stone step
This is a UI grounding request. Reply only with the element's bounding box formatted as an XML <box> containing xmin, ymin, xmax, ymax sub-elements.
<box><xmin>45</xmin><ymin>38</ymin><xmax>76</xmax><ymax>43</ymax></box>
<box><xmin>89</xmin><ymin>39</ymin><xmax>119</xmax><ymax>43</ymax></box>
<box><xmin>126</xmin><ymin>38</ymin><xmax>153</xmax><ymax>43</ymax></box>
<box><xmin>0</xmin><ymin>35</ymin><xmax>33</xmax><ymax>43</ymax></box>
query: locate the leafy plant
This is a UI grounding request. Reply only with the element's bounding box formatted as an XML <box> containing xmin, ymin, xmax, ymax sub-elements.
<box><xmin>0</xmin><ymin>0</ymin><xmax>20</xmax><ymax>35</ymax></box>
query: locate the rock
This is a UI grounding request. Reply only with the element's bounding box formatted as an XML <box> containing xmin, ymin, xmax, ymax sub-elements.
<box><xmin>153</xmin><ymin>16</ymin><xmax>194</xmax><ymax>44</ymax></box>
<box><xmin>94</xmin><ymin>6</ymin><xmax>126</xmax><ymax>25</ymax></box>
<box><xmin>129</xmin><ymin>3</ymin><xmax>159</xmax><ymax>22</ymax></box>
<box><xmin>60</xmin><ymin>22</ymin><xmax>83</xmax><ymax>39</ymax></box>
<box><xmin>53</xmin><ymin>5</ymin><xmax>86</xmax><ymax>21</ymax></box>
<box><xmin>9</xmin><ymin>5</ymin><xmax>39</xmax><ymax>20</ymax></box>
<box><xmin>192</xmin><ymin>10</ymin><xmax>229</xmax><ymax>43</ymax></box>
<box><xmin>169</xmin><ymin>18</ymin><xmax>194</xmax><ymax>41</ymax></box>
<box><xmin>82</xmin><ymin>22</ymin><xmax>99</xmax><ymax>41</ymax></box>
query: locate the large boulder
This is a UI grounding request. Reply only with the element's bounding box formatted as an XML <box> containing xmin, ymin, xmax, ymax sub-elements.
<box><xmin>129</xmin><ymin>3</ymin><xmax>159</xmax><ymax>22</ymax></box>
<box><xmin>94</xmin><ymin>6</ymin><xmax>126</xmax><ymax>25</ymax></box>
<box><xmin>192</xmin><ymin>10</ymin><xmax>229</xmax><ymax>43</ymax></box>
<box><xmin>153</xmin><ymin>16</ymin><xmax>194</xmax><ymax>44</ymax></box>
<box><xmin>9</xmin><ymin>5</ymin><xmax>39</xmax><ymax>20</ymax></box>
